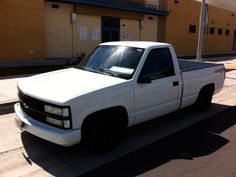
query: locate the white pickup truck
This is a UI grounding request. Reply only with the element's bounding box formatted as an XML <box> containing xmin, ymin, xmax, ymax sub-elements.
<box><xmin>15</xmin><ymin>41</ymin><xmax>225</xmax><ymax>151</ymax></box>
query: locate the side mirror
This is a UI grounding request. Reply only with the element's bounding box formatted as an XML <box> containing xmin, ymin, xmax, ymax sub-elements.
<box><xmin>137</xmin><ymin>75</ymin><xmax>152</xmax><ymax>84</ymax></box>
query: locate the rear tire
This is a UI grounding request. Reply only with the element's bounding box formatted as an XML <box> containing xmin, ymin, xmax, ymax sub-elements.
<box><xmin>194</xmin><ymin>87</ymin><xmax>214</xmax><ymax>112</ymax></box>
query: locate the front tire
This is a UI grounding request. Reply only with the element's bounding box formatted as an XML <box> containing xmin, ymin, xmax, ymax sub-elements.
<box><xmin>82</xmin><ymin>115</ymin><xmax>125</xmax><ymax>153</ymax></box>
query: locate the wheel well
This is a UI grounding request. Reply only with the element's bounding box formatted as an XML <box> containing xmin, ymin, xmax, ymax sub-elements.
<box><xmin>200</xmin><ymin>83</ymin><xmax>215</xmax><ymax>94</ymax></box>
<box><xmin>193</xmin><ymin>83</ymin><xmax>215</xmax><ymax>112</ymax></box>
<box><xmin>81</xmin><ymin>106</ymin><xmax>128</xmax><ymax>140</ymax></box>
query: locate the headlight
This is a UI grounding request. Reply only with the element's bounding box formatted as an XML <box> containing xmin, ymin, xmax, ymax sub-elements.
<box><xmin>44</xmin><ymin>105</ymin><xmax>69</xmax><ymax>117</ymax></box>
<box><xmin>46</xmin><ymin>117</ymin><xmax>63</xmax><ymax>127</ymax></box>
<box><xmin>63</xmin><ymin>120</ymin><xmax>71</xmax><ymax>129</ymax></box>
<box><xmin>46</xmin><ymin>117</ymin><xmax>71</xmax><ymax>129</ymax></box>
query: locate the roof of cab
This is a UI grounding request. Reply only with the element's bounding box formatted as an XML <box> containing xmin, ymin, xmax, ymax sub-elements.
<box><xmin>100</xmin><ymin>41</ymin><xmax>170</xmax><ymax>49</ymax></box>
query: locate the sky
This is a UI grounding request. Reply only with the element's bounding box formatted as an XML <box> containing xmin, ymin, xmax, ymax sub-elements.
<box><xmin>194</xmin><ymin>0</ymin><xmax>236</xmax><ymax>12</ymax></box>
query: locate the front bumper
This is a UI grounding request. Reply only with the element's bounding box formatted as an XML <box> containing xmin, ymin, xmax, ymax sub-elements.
<box><xmin>14</xmin><ymin>103</ymin><xmax>81</xmax><ymax>146</ymax></box>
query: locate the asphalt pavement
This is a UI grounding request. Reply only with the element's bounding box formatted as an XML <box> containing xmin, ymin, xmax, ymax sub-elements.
<box><xmin>1</xmin><ymin>95</ymin><xmax>236</xmax><ymax>176</ymax></box>
<box><xmin>82</xmin><ymin>107</ymin><xmax>236</xmax><ymax>177</ymax></box>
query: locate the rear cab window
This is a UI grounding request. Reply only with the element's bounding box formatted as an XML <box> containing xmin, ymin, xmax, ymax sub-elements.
<box><xmin>139</xmin><ymin>47</ymin><xmax>175</xmax><ymax>80</ymax></box>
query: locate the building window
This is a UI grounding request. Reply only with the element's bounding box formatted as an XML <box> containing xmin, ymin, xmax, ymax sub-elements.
<box><xmin>225</xmin><ymin>29</ymin><xmax>230</xmax><ymax>36</ymax></box>
<box><xmin>52</xmin><ymin>4</ymin><xmax>60</xmax><ymax>9</ymax></box>
<box><xmin>218</xmin><ymin>28</ymin><xmax>223</xmax><ymax>35</ymax></box>
<box><xmin>189</xmin><ymin>25</ymin><xmax>196</xmax><ymax>33</ymax></box>
<box><xmin>210</xmin><ymin>20</ymin><xmax>215</xmax><ymax>25</ymax></box>
<box><xmin>174</xmin><ymin>0</ymin><xmax>179</xmax><ymax>4</ymax></box>
<box><xmin>101</xmin><ymin>16</ymin><xmax>120</xmax><ymax>42</ymax></box>
<box><xmin>148</xmin><ymin>16</ymin><xmax>154</xmax><ymax>20</ymax></box>
<box><xmin>209</xmin><ymin>27</ymin><xmax>215</xmax><ymax>34</ymax></box>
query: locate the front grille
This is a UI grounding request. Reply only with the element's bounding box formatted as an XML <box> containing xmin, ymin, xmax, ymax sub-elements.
<box><xmin>18</xmin><ymin>90</ymin><xmax>72</xmax><ymax>129</ymax></box>
<box><xmin>18</xmin><ymin>90</ymin><xmax>46</xmax><ymax>120</ymax></box>
<box><xmin>20</xmin><ymin>102</ymin><xmax>47</xmax><ymax>123</ymax></box>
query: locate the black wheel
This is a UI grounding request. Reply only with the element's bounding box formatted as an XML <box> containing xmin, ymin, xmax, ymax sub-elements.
<box><xmin>82</xmin><ymin>114</ymin><xmax>125</xmax><ymax>153</ymax></box>
<box><xmin>194</xmin><ymin>87</ymin><xmax>214</xmax><ymax>112</ymax></box>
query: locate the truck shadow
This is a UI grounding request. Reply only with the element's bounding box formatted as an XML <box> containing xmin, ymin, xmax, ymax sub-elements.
<box><xmin>21</xmin><ymin>104</ymin><xmax>235</xmax><ymax>177</ymax></box>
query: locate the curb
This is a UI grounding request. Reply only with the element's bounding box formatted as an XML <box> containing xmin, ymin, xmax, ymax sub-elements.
<box><xmin>0</xmin><ymin>58</ymin><xmax>79</xmax><ymax>68</ymax></box>
<box><xmin>0</xmin><ymin>100</ymin><xmax>18</xmax><ymax>115</ymax></box>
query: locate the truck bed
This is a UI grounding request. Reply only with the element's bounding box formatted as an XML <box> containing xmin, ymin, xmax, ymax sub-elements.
<box><xmin>178</xmin><ymin>59</ymin><xmax>222</xmax><ymax>72</ymax></box>
<box><xmin>178</xmin><ymin>58</ymin><xmax>225</xmax><ymax>109</ymax></box>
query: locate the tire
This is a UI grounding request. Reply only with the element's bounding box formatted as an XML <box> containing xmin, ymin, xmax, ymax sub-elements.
<box><xmin>82</xmin><ymin>114</ymin><xmax>125</xmax><ymax>153</ymax></box>
<box><xmin>194</xmin><ymin>87</ymin><xmax>214</xmax><ymax>112</ymax></box>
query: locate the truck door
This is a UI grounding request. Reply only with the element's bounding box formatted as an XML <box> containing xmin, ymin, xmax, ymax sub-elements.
<box><xmin>134</xmin><ymin>47</ymin><xmax>181</xmax><ymax>124</ymax></box>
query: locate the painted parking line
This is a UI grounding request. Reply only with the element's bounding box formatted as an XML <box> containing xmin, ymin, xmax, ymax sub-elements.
<box><xmin>225</xmin><ymin>64</ymin><xmax>236</xmax><ymax>69</ymax></box>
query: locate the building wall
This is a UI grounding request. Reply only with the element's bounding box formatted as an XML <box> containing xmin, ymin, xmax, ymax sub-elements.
<box><xmin>205</xmin><ymin>5</ymin><xmax>236</xmax><ymax>52</ymax></box>
<box><xmin>75</xmin><ymin>4</ymin><xmax>145</xmax><ymax>54</ymax></box>
<box><xmin>75</xmin><ymin>4</ymin><xmax>143</xmax><ymax>20</ymax></box>
<box><xmin>44</xmin><ymin>2</ymin><xmax>158</xmax><ymax>57</ymax></box>
<box><xmin>0</xmin><ymin>0</ymin><xmax>159</xmax><ymax>61</ymax></box>
<box><xmin>120</xmin><ymin>19</ymin><xmax>140</xmax><ymax>41</ymax></box>
<box><xmin>75</xmin><ymin>4</ymin><xmax>158</xmax><ymax>52</ymax></box>
<box><xmin>45</xmin><ymin>2</ymin><xmax>73</xmax><ymax>58</ymax></box>
<box><xmin>160</xmin><ymin>0</ymin><xmax>200</xmax><ymax>54</ymax></box>
<box><xmin>141</xmin><ymin>15</ymin><xmax>158</xmax><ymax>41</ymax></box>
<box><xmin>75</xmin><ymin>14</ymin><xmax>101</xmax><ymax>55</ymax></box>
<box><xmin>160</xmin><ymin>0</ymin><xmax>236</xmax><ymax>55</ymax></box>
<box><xmin>0</xmin><ymin>0</ymin><xmax>45</xmax><ymax>60</ymax></box>
<box><xmin>3</xmin><ymin>0</ymin><xmax>236</xmax><ymax>61</ymax></box>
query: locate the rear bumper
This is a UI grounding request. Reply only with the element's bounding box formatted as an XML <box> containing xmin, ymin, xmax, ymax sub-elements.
<box><xmin>14</xmin><ymin>103</ymin><xmax>81</xmax><ymax>146</ymax></box>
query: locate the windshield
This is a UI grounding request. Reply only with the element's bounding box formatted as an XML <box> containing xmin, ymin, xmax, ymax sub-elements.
<box><xmin>76</xmin><ymin>45</ymin><xmax>145</xmax><ymax>79</ymax></box>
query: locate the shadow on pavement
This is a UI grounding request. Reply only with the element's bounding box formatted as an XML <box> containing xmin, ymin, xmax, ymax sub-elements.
<box><xmin>21</xmin><ymin>104</ymin><xmax>235</xmax><ymax>177</ymax></box>
<box><xmin>82</xmin><ymin>106</ymin><xmax>236</xmax><ymax>177</ymax></box>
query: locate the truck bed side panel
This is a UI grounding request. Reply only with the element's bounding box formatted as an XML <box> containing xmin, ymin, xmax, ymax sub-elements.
<box><xmin>178</xmin><ymin>59</ymin><xmax>222</xmax><ymax>72</ymax></box>
<box><xmin>180</xmin><ymin>64</ymin><xmax>225</xmax><ymax>109</ymax></box>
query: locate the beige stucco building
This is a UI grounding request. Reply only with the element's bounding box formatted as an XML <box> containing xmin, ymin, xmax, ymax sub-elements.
<box><xmin>159</xmin><ymin>0</ymin><xmax>236</xmax><ymax>55</ymax></box>
<box><xmin>0</xmin><ymin>0</ymin><xmax>45</xmax><ymax>60</ymax></box>
<box><xmin>1</xmin><ymin>0</ymin><xmax>236</xmax><ymax>62</ymax></box>
<box><xmin>0</xmin><ymin>0</ymin><xmax>166</xmax><ymax>61</ymax></box>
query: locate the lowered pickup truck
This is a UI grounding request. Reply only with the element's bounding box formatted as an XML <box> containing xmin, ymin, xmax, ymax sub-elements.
<box><xmin>15</xmin><ymin>41</ymin><xmax>225</xmax><ymax>150</ymax></box>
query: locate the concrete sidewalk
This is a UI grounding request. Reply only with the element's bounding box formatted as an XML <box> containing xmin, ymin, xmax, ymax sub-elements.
<box><xmin>0</xmin><ymin>75</ymin><xmax>32</xmax><ymax>114</ymax></box>
<box><xmin>0</xmin><ymin>58</ymin><xmax>79</xmax><ymax>68</ymax></box>
<box><xmin>0</xmin><ymin>75</ymin><xmax>30</xmax><ymax>103</ymax></box>
<box><xmin>1</xmin><ymin>58</ymin><xmax>236</xmax><ymax>114</ymax></box>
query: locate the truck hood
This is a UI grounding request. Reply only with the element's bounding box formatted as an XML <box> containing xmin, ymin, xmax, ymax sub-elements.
<box><xmin>18</xmin><ymin>68</ymin><xmax>128</xmax><ymax>104</ymax></box>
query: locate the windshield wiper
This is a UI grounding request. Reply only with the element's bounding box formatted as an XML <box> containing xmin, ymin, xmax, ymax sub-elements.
<box><xmin>96</xmin><ymin>68</ymin><xmax>118</xmax><ymax>77</ymax></box>
<box><xmin>76</xmin><ymin>65</ymin><xmax>86</xmax><ymax>70</ymax></box>
<box><xmin>77</xmin><ymin>66</ymin><xmax>118</xmax><ymax>77</ymax></box>
<box><xmin>76</xmin><ymin>66</ymin><xmax>102</xmax><ymax>74</ymax></box>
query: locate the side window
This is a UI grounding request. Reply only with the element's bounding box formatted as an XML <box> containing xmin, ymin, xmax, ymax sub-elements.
<box><xmin>140</xmin><ymin>48</ymin><xmax>175</xmax><ymax>79</ymax></box>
